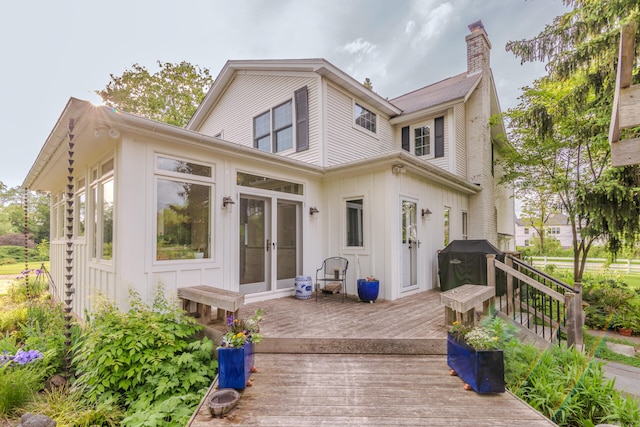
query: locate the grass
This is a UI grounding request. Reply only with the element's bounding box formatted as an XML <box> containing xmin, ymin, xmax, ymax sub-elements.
<box><xmin>0</xmin><ymin>262</ymin><xmax>50</xmax><ymax>276</ymax></box>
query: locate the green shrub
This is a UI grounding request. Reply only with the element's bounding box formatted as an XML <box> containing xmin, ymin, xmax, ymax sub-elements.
<box><xmin>505</xmin><ymin>340</ymin><xmax>640</xmax><ymax>426</ymax></box>
<box><xmin>0</xmin><ymin>306</ymin><xmax>27</xmax><ymax>332</ymax></box>
<box><xmin>0</xmin><ymin>350</ymin><xmax>57</xmax><ymax>416</ymax></box>
<box><xmin>27</xmin><ymin>386</ymin><xmax>123</xmax><ymax>427</ymax></box>
<box><xmin>71</xmin><ymin>288</ymin><xmax>217</xmax><ymax>427</ymax></box>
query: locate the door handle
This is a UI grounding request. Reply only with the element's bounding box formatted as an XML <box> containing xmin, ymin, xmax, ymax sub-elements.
<box><xmin>266</xmin><ymin>239</ymin><xmax>270</xmax><ymax>252</ymax></box>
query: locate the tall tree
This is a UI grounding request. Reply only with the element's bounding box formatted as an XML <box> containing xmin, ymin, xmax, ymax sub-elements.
<box><xmin>503</xmin><ymin>0</ymin><xmax>640</xmax><ymax>283</ymax></box>
<box><xmin>95</xmin><ymin>61</ymin><xmax>213</xmax><ymax>127</ymax></box>
<box><xmin>519</xmin><ymin>187</ymin><xmax>559</xmax><ymax>253</ymax></box>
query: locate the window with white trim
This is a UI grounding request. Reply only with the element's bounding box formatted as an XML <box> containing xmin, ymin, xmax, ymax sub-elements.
<box><xmin>462</xmin><ymin>211</ymin><xmax>468</xmax><ymax>240</ymax></box>
<box><xmin>76</xmin><ymin>177</ymin><xmax>86</xmax><ymax>237</ymax></box>
<box><xmin>90</xmin><ymin>158</ymin><xmax>114</xmax><ymax>261</ymax></box>
<box><xmin>346</xmin><ymin>198</ymin><xmax>364</xmax><ymax>247</ymax></box>
<box><xmin>414</xmin><ymin>123</ymin><xmax>431</xmax><ymax>157</ymax></box>
<box><xmin>155</xmin><ymin>155</ymin><xmax>214</xmax><ymax>261</ymax></box>
<box><xmin>443</xmin><ymin>206</ymin><xmax>451</xmax><ymax>246</ymax></box>
<box><xmin>254</xmin><ymin>100</ymin><xmax>293</xmax><ymax>153</ymax></box>
<box><xmin>354</xmin><ymin>103</ymin><xmax>376</xmax><ymax>133</ymax></box>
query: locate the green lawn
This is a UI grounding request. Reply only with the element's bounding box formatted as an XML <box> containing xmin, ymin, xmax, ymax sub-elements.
<box><xmin>0</xmin><ymin>262</ymin><xmax>50</xmax><ymax>276</ymax></box>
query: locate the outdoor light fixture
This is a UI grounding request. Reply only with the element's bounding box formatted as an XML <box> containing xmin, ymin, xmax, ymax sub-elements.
<box><xmin>421</xmin><ymin>208</ymin><xmax>432</xmax><ymax>219</ymax></box>
<box><xmin>309</xmin><ymin>207</ymin><xmax>319</xmax><ymax>215</ymax></box>
<box><xmin>222</xmin><ymin>196</ymin><xmax>235</xmax><ymax>208</ymax></box>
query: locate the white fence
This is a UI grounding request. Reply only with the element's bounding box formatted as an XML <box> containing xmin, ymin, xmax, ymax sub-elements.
<box><xmin>530</xmin><ymin>257</ymin><xmax>640</xmax><ymax>274</ymax></box>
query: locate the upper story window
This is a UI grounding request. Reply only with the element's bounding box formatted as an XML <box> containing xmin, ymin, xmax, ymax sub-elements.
<box><xmin>524</xmin><ymin>227</ymin><xmax>529</xmax><ymax>235</ymax></box>
<box><xmin>254</xmin><ymin>100</ymin><xmax>293</xmax><ymax>153</ymax></box>
<box><xmin>414</xmin><ymin>124</ymin><xmax>431</xmax><ymax>157</ymax></box>
<box><xmin>549</xmin><ymin>226</ymin><xmax>561</xmax><ymax>235</ymax></box>
<box><xmin>354</xmin><ymin>103</ymin><xmax>376</xmax><ymax>133</ymax></box>
<box><xmin>402</xmin><ymin>116</ymin><xmax>445</xmax><ymax>158</ymax></box>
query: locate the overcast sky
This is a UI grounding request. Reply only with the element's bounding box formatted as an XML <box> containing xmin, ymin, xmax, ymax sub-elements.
<box><xmin>1</xmin><ymin>0</ymin><xmax>570</xmax><ymax>188</ymax></box>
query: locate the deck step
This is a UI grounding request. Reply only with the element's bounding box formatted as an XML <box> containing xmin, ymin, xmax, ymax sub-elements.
<box><xmin>256</xmin><ymin>337</ymin><xmax>447</xmax><ymax>355</ymax></box>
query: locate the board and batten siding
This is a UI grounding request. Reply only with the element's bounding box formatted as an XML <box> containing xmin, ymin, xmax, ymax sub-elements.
<box><xmin>325</xmin><ymin>83</ymin><xmax>394</xmax><ymax>166</ymax></box>
<box><xmin>425</xmin><ymin>116</ymin><xmax>449</xmax><ymax>171</ymax></box>
<box><xmin>197</xmin><ymin>73</ymin><xmax>321</xmax><ymax>165</ymax></box>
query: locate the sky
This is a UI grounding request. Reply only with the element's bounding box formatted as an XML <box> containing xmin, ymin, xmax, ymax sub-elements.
<box><xmin>0</xmin><ymin>0</ymin><xmax>570</xmax><ymax>189</ymax></box>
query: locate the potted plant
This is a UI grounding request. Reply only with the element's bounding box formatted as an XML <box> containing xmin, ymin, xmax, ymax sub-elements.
<box><xmin>612</xmin><ymin>306</ymin><xmax>638</xmax><ymax>337</ymax></box>
<box><xmin>217</xmin><ymin>309</ymin><xmax>264</xmax><ymax>390</ymax></box>
<box><xmin>357</xmin><ymin>276</ymin><xmax>380</xmax><ymax>303</ymax></box>
<box><xmin>447</xmin><ymin>320</ymin><xmax>505</xmax><ymax>393</ymax></box>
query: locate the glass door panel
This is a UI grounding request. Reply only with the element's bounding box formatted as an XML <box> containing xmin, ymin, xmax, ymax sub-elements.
<box><xmin>402</xmin><ymin>200</ymin><xmax>418</xmax><ymax>289</ymax></box>
<box><xmin>276</xmin><ymin>201</ymin><xmax>299</xmax><ymax>289</ymax></box>
<box><xmin>239</xmin><ymin>197</ymin><xmax>270</xmax><ymax>294</ymax></box>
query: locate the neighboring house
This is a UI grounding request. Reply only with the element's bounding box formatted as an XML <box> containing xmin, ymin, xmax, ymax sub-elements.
<box><xmin>515</xmin><ymin>213</ymin><xmax>574</xmax><ymax>248</ymax></box>
<box><xmin>23</xmin><ymin>21</ymin><xmax>514</xmax><ymax>316</ymax></box>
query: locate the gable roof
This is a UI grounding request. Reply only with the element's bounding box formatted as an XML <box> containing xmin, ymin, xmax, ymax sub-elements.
<box><xmin>187</xmin><ymin>58</ymin><xmax>402</xmax><ymax>131</ymax></box>
<box><xmin>389</xmin><ymin>72</ymin><xmax>482</xmax><ymax>116</ymax></box>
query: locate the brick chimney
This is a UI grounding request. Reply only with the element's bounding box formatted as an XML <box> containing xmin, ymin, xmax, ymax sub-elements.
<box><xmin>466</xmin><ymin>20</ymin><xmax>491</xmax><ymax>75</ymax></box>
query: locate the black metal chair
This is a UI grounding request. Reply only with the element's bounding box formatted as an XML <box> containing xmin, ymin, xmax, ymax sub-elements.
<box><xmin>315</xmin><ymin>257</ymin><xmax>349</xmax><ymax>302</ymax></box>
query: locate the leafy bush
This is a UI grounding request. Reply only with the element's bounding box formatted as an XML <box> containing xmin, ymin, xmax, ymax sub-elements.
<box><xmin>72</xmin><ymin>288</ymin><xmax>217</xmax><ymax>427</ymax></box>
<box><xmin>28</xmin><ymin>386</ymin><xmax>123</xmax><ymax>427</ymax></box>
<box><xmin>504</xmin><ymin>338</ymin><xmax>640</xmax><ymax>426</ymax></box>
<box><xmin>0</xmin><ymin>349</ymin><xmax>57</xmax><ymax>416</ymax></box>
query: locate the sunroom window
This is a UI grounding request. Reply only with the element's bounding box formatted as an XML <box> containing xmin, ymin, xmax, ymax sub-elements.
<box><xmin>90</xmin><ymin>159</ymin><xmax>114</xmax><ymax>261</ymax></box>
<box><xmin>155</xmin><ymin>156</ymin><xmax>214</xmax><ymax>261</ymax></box>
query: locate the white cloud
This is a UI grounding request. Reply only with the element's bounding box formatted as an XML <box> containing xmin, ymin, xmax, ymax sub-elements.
<box><xmin>407</xmin><ymin>1</ymin><xmax>455</xmax><ymax>49</ymax></box>
<box><xmin>339</xmin><ymin>38</ymin><xmax>378</xmax><ymax>57</ymax></box>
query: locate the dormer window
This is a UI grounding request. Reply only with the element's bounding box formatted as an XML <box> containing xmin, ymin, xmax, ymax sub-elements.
<box><xmin>354</xmin><ymin>103</ymin><xmax>376</xmax><ymax>133</ymax></box>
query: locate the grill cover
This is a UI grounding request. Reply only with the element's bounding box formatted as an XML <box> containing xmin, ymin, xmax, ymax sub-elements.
<box><xmin>437</xmin><ymin>240</ymin><xmax>506</xmax><ymax>294</ymax></box>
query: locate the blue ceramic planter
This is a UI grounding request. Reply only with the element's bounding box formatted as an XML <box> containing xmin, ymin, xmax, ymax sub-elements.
<box><xmin>357</xmin><ymin>279</ymin><xmax>379</xmax><ymax>302</ymax></box>
<box><xmin>447</xmin><ymin>332</ymin><xmax>504</xmax><ymax>393</ymax></box>
<box><xmin>218</xmin><ymin>342</ymin><xmax>254</xmax><ymax>390</ymax></box>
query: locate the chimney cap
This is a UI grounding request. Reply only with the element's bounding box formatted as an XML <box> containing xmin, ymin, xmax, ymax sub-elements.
<box><xmin>468</xmin><ymin>20</ymin><xmax>486</xmax><ymax>34</ymax></box>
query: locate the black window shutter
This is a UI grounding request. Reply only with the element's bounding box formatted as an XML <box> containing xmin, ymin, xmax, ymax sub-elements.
<box><xmin>295</xmin><ymin>86</ymin><xmax>309</xmax><ymax>152</ymax></box>
<box><xmin>401</xmin><ymin>126</ymin><xmax>410</xmax><ymax>151</ymax></box>
<box><xmin>435</xmin><ymin>116</ymin><xmax>444</xmax><ymax>158</ymax></box>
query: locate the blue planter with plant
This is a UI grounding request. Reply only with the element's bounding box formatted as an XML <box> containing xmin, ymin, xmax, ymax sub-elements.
<box><xmin>357</xmin><ymin>278</ymin><xmax>379</xmax><ymax>302</ymax></box>
<box><xmin>447</xmin><ymin>331</ymin><xmax>504</xmax><ymax>394</ymax></box>
<box><xmin>217</xmin><ymin>309</ymin><xmax>264</xmax><ymax>390</ymax></box>
<box><xmin>218</xmin><ymin>342</ymin><xmax>254</xmax><ymax>390</ymax></box>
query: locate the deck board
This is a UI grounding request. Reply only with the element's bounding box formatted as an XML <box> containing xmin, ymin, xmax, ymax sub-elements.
<box><xmin>188</xmin><ymin>290</ymin><xmax>556</xmax><ymax>426</ymax></box>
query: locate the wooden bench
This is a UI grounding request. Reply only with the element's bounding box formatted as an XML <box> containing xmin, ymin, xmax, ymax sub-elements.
<box><xmin>440</xmin><ymin>284</ymin><xmax>495</xmax><ymax>327</ymax></box>
<box><xmin>177</xmin><ymin>286</ymin><xmax>244</xmax><ymax>325</ymax></box>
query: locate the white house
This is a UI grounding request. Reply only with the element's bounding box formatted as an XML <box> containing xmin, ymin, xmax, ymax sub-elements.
<box><xmin>23</xmin><ymin>21</ymin><xmax>514</xmax><ymax>316</ymax></box>
<box><xmin>515</xmin><ymin>213</ymin><xmax>574</xmax><ymax>248</ymax></box>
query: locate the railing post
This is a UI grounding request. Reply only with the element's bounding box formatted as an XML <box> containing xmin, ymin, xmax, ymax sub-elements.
<box><xmin>573</xmin><ymin>281</ymin><xmax>584</xmax><ymax>350</ymax></box>
<box><xmin>564</xmin><ymin>291</ymin><xmax>575</xmax><ymax>347</ymax></box>
<box><xmin>505</xmin><ymin>256</ymin><xmax>514</xmax><ymax>315</ymax></box>
<box><xmin>486</xmin><ymin>254</ymin><xmax>496</xmax><ymax>289</ymax></box>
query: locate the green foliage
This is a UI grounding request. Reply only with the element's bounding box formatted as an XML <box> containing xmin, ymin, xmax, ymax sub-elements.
<box><xmin>0</xmin><ymin>350</ymin><xmax>58</xmax><ymax>416</ymax></box>
<box><xmin>95</xmin><ymin>61</ymin><xmax>213</xmax><ymax>127</ymax></box>
<box><xmin>582</xmin><ymin>276</ymin><xmax>638</xmax><ymax>330</ymax></box>
<box><xmin>506</xmin><ymin>342</ymin><xmax>640</xmax><ymax>427</ymax></box>
<box><xmin>0</xmin><ymin>187</ymin><xmax>50</xmax><ymax>244</ymax></box>
<box><xmin>71</xmin><ymin>289</ymin><xmax>216</xmax><ymax>426</ymax></box>
<box><xmin>0</xmin><ymin>245</ymin><xmax>42</xmax><ymax>266</ymax></box>
<box><xmin>503</xmin><ymin>1</ymin><xmax>640</xmax><ymax>281</ymax></box>
<box><xmin>0</xmin><ymin>306</ymin><xmax>27</xmax><ymax>332</ymax></box>
<box><xmin>28</xmin><ymin>386</ymin><xmax>123</xmax><ymax>427</ymax></box>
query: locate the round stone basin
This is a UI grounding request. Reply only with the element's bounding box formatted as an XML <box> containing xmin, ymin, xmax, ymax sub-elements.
<box><xmin>207</xmin><ymin>388</ymin><xmax>241</xmax><ymax>418</ymax></box>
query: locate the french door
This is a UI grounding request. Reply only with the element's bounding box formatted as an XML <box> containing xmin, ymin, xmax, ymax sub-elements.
<box><xmin>239</xmin><ymin>195</ymin><xmax>301</xmax><ymax>294</ymax></box>
<box><xmin>401</xmin><ymin>200</ymin><xmax>418</xmax><ymax>289</ymax></box>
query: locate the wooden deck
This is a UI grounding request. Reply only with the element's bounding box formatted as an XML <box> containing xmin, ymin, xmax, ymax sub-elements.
<box><xmin>188</xmin><ymin>290</ymin><xmax>556</xmax><ymax>426</ymax></box>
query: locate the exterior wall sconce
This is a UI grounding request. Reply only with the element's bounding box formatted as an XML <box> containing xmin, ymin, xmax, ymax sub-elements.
<box><xmin>309</xmin><ymin>207</ymin><xmax>319</xmax><ymax>215</ymax></box>
<box><xmin>421</xmin><ymin>208</ymin><xmax>432</xmax><ymax>219</ymax></box>
<box><xmin>222</xmin><ymin>196</ymin><xmax>235</xmax><ymax>208</ymax></box>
